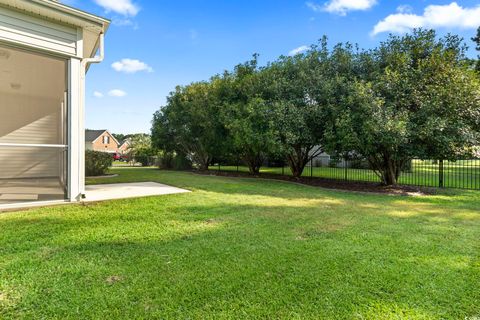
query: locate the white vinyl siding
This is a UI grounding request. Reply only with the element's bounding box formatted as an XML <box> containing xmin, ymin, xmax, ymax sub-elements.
<box><xmin>0</xmin><ymin>146</ymin><xmax>64</xmax><ymax>179</ymax></box>
<box><xmin>0</xmin><ymin>92</ymin><xmax>66</xmax><ymax>179</ymax></box>
<box><xmin>0</xmin><ymin>94</ymin><xmax>64</xmax><ymax>145</ymax></box>
<box><xmin>0</xmin><ymin>6</ymin><xmax>77</xmax><ymax>56</ymax></box>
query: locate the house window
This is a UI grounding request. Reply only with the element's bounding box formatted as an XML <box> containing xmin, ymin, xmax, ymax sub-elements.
<box><xmin>103</xmin><ymin>136</ymin><xmax>110</xmax><ymax>144</ymax></box>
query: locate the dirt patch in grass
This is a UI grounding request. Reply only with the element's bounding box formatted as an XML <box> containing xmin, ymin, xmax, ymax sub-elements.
<box><xmin>195</xmin><ymin>170</ymin><xmax>439</xmax><ymax>196</ymax></box>
<box><xmin>105</xmin><ymin>275</ymin><xmax>123</xmax><ymax>284</ymax></box>
<box><xmin>37</xmin><ymin>246</ymin><xmax>60</xmax><ymax>260</ymax></box>
<box><xmin>204</xmin><ymin>218</ymin><xmax>220</xmax><ymax>225</ymax></box>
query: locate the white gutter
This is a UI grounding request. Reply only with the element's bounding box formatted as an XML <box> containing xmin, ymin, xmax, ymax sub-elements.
<box><xmin>78</xmin><ymin>32</ymin><xmax>104</xmax><ymax>200</ymax></box>
<box><xmin>82</xmin><ymin>32</ymin><xmax>105</xmax><ymax>68</ymax></box>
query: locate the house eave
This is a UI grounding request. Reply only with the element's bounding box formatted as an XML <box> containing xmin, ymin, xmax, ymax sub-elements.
<box><xmin>89</xmin><ymin>130</ymin><xmax>120</xmax><ymax>146</ymax></box>
<box><xmin>0</xmin><ymin>0</ymin><xmax>110</xmax><ymax>58</ymax></box>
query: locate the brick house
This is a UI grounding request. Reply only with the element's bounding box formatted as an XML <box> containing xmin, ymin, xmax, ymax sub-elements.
<box><xmin>118</xmin><ymin>139</ymin><xmax>131</xmax><ymax>155</ymax></box>
<box><xmin>85</xmin><ymin>130</ymin><xmax>119</xmax><ymax>154</ymax></box>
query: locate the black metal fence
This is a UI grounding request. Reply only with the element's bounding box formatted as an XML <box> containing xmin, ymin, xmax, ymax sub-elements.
<box><xmin>212</xmin><ymin>158</ymin><xmax>480</xmax><ymax>190</ymax></box>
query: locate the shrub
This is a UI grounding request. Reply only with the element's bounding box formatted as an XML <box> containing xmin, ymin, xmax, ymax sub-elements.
<box><xmin>157</xmin><ymin>151</ymin><xmax>174</xmax><ymax>169</ymax></box>
<box><xmin>157</xmin><ymin>151</ymin><xmax>192</xmax><ymax>170</ymax></box>
<box><xmin>135</xmin><ymin>154</ymin><xmax>151</xmax><ymax>167</ymax></box>
<box><xmin>173</xmin><ymin>153</ymin><xmax>192</xmax><ymax>170</ymax></box>
<box><xmin>85</xmin><ymin>150</ymin><xmax>113</xmax><ymax>176</ymax></box>
<box><xmin>133</xmin><ymin>147</ymin><xmax>156</xmax><ymax>166</ymax></box>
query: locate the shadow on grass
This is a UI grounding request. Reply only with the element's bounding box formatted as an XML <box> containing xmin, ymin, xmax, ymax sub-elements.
<box><xmin>1</xmin><ymin>200</ymin><xmax>478</xmax><ymax>319</ymax></box>
<box><xmin>2</xmin><ymin>184</ymin><xmax>479</xmax><ymax>257</ymax></box>
<box><xmin>89</xmin><ymin>168</ymin><xmax>480</xmax><ymax>209</ymax></box>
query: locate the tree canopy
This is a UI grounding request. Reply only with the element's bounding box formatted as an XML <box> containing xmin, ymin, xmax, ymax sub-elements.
<box><xmin>152</xmin><ymin>81</ymin><xmax>227</xmax><ymax>170</ymax></box>
<box><xmin>327</xmin><ymin>30</ymin><xmax>480</xmax><ymax>184</ymax></box>
<box><xmin>472</xmin><ymin>26</ymin><xmax>480</xmax><ymax>72</ymax></box>
<box><xmin>152</xmin><ymin>29</ymin><xmax>480</xmax><ymax>185</ymax></box>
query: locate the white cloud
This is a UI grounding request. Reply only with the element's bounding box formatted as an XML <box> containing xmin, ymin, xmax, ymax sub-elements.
<box><xmin>306</xmin><ymin>2</ymin><xmax>322</xmax><ymax>12</ymax></box>
<box><xmin>93</xmin><ymin>0</ymin><xmax>139</xmax><ymax>17</ymax></box>
<box><xmin>111</xmin><ymin>18</ymin><xmax>140</xmax><ymax>30</ymax></box>
<box><xmin>289</xmin><ymin>45</ymin><xmax>309</xmax><ymax>56</ymax></box>
<box><xmin>61</xmin><ymin>0</ymin><xmax>77</xmax><ymax>5</ymax></box>
<box><xmin>108</xmin><ymin>89</ymin><xmax>127</xmax><ymax>97</ymax></box>
<box><xmin>111</xmin><ymin>59</ymin><xmax>153</xmax><ymax>74</ymax></box>
<box><xmin>307</xmin><ymin>0</ymin><xmax>377</xmax><ymax>16</ymax></box>
<box><xmin>93</xmin><ymin>91</ymin><xmax>104</xmax><ymax>98</ymax></box>
<box><xmin>113</xmin><ymin>18</ymin><xmax>133</xmax><ymax>26</ymax></box>
<box><xmin>396</xmin><ymin>5</ymin><xmax>413</xmax><ymax>14</ymax></box>
<box><xmin>372</xmin><ymin>2</ymin><xmax>480</xmax><ymax>36</ymax></box>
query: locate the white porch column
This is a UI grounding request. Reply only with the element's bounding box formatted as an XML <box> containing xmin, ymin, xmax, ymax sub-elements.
<box><xmin>79</xmin><ymin>62</ymin><xmax>86</xmax><ymax>196</ymax></box>
<box><xmin>68</xmin><ymin>57</ymin><xmax>84</xmax><ymax>201</ymax></box>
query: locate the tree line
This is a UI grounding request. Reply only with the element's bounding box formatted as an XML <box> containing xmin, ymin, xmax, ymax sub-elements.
<box><xmin>152</xmin><ymin>29</ymin><xmax>480</xmax><ymax>186</ymax></box>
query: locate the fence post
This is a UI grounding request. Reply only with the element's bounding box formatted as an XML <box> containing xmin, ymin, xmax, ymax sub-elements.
<box><xmin>439</xmin><ymin>159</ymin><xmax>444</xmax><ymax>188</ymax></box>
<box><xmin>218</xmin><ymin>162</ymin><xmax>221</xmax><ymax>172</ymax></box>
<box><xmin>310</xmin><ymin>158</ymin><xmax>313</xmax><ymax>178</ymax></box>
<box><xmin>344</xmin><ymin>158</ymin><xmax>348</xmax><ymax>181</ymax></box>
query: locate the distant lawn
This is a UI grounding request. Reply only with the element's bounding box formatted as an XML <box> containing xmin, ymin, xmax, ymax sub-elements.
<box><xmin>211</xmin><ymin>159</ymin><xmax>480</xmax><ymax>190</ymax></box>
<box><xmin>1</xmin><ymin>168</ymin><xmax>479</xmax><ymax>319</ymax></box>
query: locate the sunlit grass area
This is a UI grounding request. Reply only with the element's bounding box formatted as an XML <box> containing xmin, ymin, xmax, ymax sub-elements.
<box><xmin>1</xmin><ymin>168</ymin><xmax>479</xmax><ymax>319</ymax></box>
<box><xmin>211</xmin><ymin>159</ymin><xmax>480</xmax><ymax>189</ymax></box>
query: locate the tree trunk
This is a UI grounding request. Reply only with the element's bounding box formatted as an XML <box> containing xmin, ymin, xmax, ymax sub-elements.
<box><xmin>195</xmin><ymin>154</ymin><xmax>211</xmax><ymax>171</ymax></box>
<box><xmin>383</xmin><ymin>157</ymin><xmax>398</xmax><ymax>185</ymax></box>
<box><xmin>382</xmin><ymin>168</ymin><xmax>397</xmax><ymax>185</ymax></box>
<box><xmin>287</xmin><ymin>145</ymin><xmax>314</xmax><ymax>179</ymax></box>
<box><xmin>242</xmin><ymin>152</ymin><xmax>263</xmax><ymax>175</ymax></box>
<box><xmin>248</xmin><ymin>164</ymin><xmax>260</xmax><ymax>175</ymax></box>
<box><xmin>181</xmin><ymin>142</ymin><xmax>211</xmax><ymax>171</ymax></box>
<box><xmin>288</xmin><ymin>159</ymin><xmax>307</xmax><ymax>178</ymax></box>
<box><xmin>197</xmin><ymin>161</ymin><xmax>209</xmax><ymax>171</ymax></box>
<box><xmin>369</xmin><ymin>154</ymin><xmax>405</xmax><ymax>186</ymax></box>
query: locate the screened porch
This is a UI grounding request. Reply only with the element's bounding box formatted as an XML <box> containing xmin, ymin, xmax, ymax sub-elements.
<box><xmin>0</xmin><ymin>45</ymin><xmax>68</xmax><ymax>205</ymax></box>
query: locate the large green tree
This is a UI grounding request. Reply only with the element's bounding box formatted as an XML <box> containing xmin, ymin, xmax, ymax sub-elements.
<box><xmin>472</xmin><ymin>26</ymin><xmax>480</xmax><ymax>72</ymax></box>
<box><xmin>265</xmin><ymin>38</ymin><xmax>332</xmax><ymax>178</ymax></box>
<box><xmin>328</xmin><ymin>30</ymin><xmax>480</xmax><ymax>185</ymax></box>
<box><xmin>222</xmin><ymin>56</ymin><xmax>279</xmax><ymax>174</ymax></box>
<box><xmin>151</xmin><ymin>81</ymin><xmax>227</xmax><ymax>171</ymax></box>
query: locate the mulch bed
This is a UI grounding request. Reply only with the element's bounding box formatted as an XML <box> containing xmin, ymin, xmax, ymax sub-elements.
<box><xmin>194</xmin><ymin>170</ymin><xmax>440</xmax><ymax>196</ymax></box>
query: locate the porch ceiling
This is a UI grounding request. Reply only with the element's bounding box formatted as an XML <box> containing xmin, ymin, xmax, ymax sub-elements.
<box><xmin>0</xmin><ymin>45</ymin><xmax>65</xmax><ymax>98</ymax></box>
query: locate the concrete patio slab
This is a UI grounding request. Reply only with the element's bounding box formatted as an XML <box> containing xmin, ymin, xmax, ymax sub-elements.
<box><xmin>0</xmin><ymin>194</ymin><xmax>39</xmax><ymax>201</ymax></box>
<box><xmin>84</xmin><ymin>182</ymin><xmax>190</xmax><ymax>202</ymax></box>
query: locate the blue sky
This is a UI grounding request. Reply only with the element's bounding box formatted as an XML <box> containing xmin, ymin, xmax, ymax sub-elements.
<box><xmin>63</xmin><ymin>0</ymin><xmax>480</xmax><ymax>134</ymax></box>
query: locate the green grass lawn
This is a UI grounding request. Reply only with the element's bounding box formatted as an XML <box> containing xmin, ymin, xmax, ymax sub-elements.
<box><xmin>1</xmin><ymin>168</ymin><xmax>479</xmax><ymax>319</ymax></box>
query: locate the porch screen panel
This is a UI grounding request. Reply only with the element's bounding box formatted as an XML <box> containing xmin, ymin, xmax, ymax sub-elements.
<box><xmin>0</xmin><ymin>45</ymin><xmax>68</xmax><ymax>203</ymax></box>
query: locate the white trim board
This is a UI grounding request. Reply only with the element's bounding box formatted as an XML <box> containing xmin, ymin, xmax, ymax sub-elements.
<box><xmin>0</xmin><ymin>6</ymin><xmax>77</xmax><ymax>56</ymax></box>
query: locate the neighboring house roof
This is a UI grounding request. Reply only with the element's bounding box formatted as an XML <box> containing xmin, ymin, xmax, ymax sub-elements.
<box><xmin>0</xmin><ymin>0</ymin><xmax>110</xmax><ymax>59</ymax></box>
<box><xmin>85</xmin><ymin>129</ymin><xmax>106</xmax><ymax>143</ymax></box>
<box><xmin>119</xmin><ymin>139</ymin><xmax>131</xmax><ymax>148</ymax></box>
<box><xmin>85</xmin><ymin>129</ymin><xmax>119</xmax><ymax>145</ymax></box>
